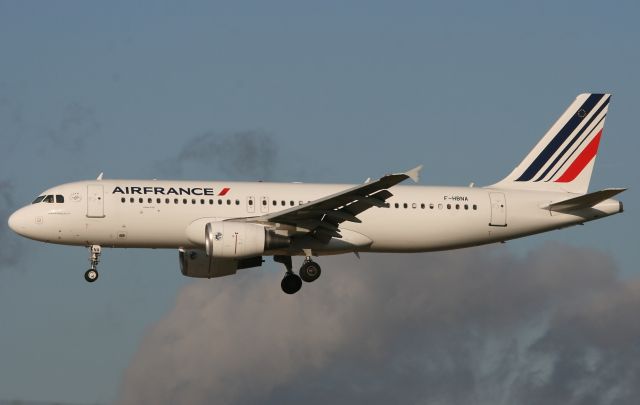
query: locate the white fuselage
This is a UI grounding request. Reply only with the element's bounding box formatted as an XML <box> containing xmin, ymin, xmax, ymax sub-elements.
<box><xmin>8</xmin><ymin>180</ymin><xmax>622</xmax><ymax>256</ymax></box>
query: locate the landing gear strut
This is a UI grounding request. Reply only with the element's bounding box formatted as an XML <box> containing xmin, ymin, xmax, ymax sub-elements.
<box><xmin>84</xmin><ymin>245</ymin><xmax>101</xmax><ymax>283</ymax></box>
<box><xmin>275</xmin><ymin>255</ymin><xmax>302</xmax><ymax>295</ymax></box>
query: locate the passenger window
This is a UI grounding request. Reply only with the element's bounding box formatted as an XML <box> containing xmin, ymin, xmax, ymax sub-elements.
<box><xmin>226</xmin><ymin>199</ymin><xmax>231</xmax><ymax>205</ymax></box>
<box><xmin>121</xmin><ymin>197</ymin><xmax>125</xmax><ymax>203</ymax></box>
<box><xmin>464</xmin><ymin>204</ymin><xmax>468</xmax><ymax>210</ymax></box>
<box><xmin>130</xmin><ymin>197</ymin><xmax>134</xmax><ymax>203</ymax></box>
<box><xmin>272</xmin><ymin>200</ymin><xmax>277</xmax><ymax>206</ymax></box>
<box><xmin>191</xmin><ymin>199</ymin><xmax>196</xmax><ymax>204</ymax></box>
<box><xmin>394</xmin><ymin>203</ymin><xmax>399</xmax><ymax>208</ymax></box>
<box><xmin>157</xmin><ymin>198</ymin><xmax>161</xmax><ymax>204</ymax></box>
<box><xmin>281</xmin><ymin>200</ymin><xmax>285</xmax><ymax>206</ymax></box>
<box><xmin>183</xmin><ymin>199</ymin><xmax>187</xmax><ymax>204</ymax></box>
<box><xmin>235</xmin><ymin>199</ymin><xmax>240</xmax><ymax>205</ymax></box>
<box><xmin>56</xmin><ymin>195</ymin><xmax>64</xmax><ymax>203</ymax></box>
<box><xmin>438</xmin><ymin>203</ymin><xmax>443</xmax><ymax>210</ymax></box>
<box><xmin>455</xmin><ymin>204</ymin><xmax>460</xmax><ymax>210</ymax></box>
<box><xmin>139</xmin><ymin>198</ymin><xmax>143</xmax><ymax>203</ymax></box>
<box><xmin>248</xmin><ymin>200</ymin><xmax>253</xmax><ymax>206</ymax></box>
<box><xmin>148</xmin><ymin>198</ymin><xmax>152</xmax><ymax>204</ymax></box>
<box><xmin>174</xmin><ymin>199</ymin><xmax>179</xmax><ymax>204</ymax></box>
<box><xmin>412</xmin><ymin>203</ymin><xmax>417</xmax><ymax>209</ymax></box>
<box><xmin>209</xmin><ymin>199</ymin><xmax>213</xmax><ymax>205</ymax></box>
<box><xmin>473</xmin><ymin>204</ymin><xmax>477</xmax><ymax>210</ymax></box>
<box><xmin>166</xmin><ymin>198</ymin><xmax>170</xmax><ymax>204</ymax></box>
<box><xmin>403</xmin><ymin>203</ymin><xmax>408</xmax><ymax>209</ymax></box>
<box><xmin>218</xmin><ymin>199</ymin><xmax>222</xmax><ymax>205</ymax></box>
<box><xmin>262</xmin><ymin>200</ymin><xmax>267</xmax><ymax>206</ymax></box>
<box><xmin>447</xmin><ymin>204</ymin><xmax>451</xmax><ymax>210</ymax></box>
<box><xmin>421</xmin><ymin>203</ymin><xmax>425</xmax><ymax>209</ymax></box>
<box><xmin>290</xmin><ymin>200</ymin><xmax>294</xmax><ymax>206</ymax></box>
<box><xmin>429</xmin><ymin>203</ymin><xmax>434</xmax><ymax>209</ymax></box>
<box><xmin>200</xmin><ymin>199</ymin><xmax>205</xmax><ymax>205</ymax></box>
<box><xmin>32</xmin><ymin>196</ymin><xmax>45</xmax><ymax>204</ymax></box>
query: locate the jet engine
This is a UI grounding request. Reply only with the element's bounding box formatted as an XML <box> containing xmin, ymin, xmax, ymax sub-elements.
<box><xmin>179</xmin><ymin>249</ymin><xmax>263</xmax><ymax>278</ymax></box>
<box><xmin>205</xmin><ymin>221</ymin><xmax>290</xmax><ymax>258</ymax></box>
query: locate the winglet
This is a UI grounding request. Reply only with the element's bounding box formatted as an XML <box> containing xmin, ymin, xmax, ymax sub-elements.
<box><xmin>96</xmin><ymin>172</ymin><xmax>104</xmax><ymax>181</ymax></box>
<box><xmin>405</xmin><ymin>165</ymin><xmax>423</xmax><ymax>183</ymax></box>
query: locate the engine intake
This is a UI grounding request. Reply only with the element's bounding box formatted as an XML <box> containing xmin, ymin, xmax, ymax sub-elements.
<box><xmin>205</xmin><ymin>221</ymin><xmax>290</xmax><ymax>258</ymax></box>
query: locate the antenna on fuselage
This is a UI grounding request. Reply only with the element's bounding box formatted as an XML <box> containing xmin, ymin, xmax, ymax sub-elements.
<box><xmin>96</xmin><ymin>172</ymin><xmax>104</xmax><ymax>181</ymax></box>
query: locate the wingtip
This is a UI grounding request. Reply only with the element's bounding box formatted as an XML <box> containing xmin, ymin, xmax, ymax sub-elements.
<box><xmin>405</xmin><ymin>165</ymin><xmax>423</xmax><ymax>183</ymax></box>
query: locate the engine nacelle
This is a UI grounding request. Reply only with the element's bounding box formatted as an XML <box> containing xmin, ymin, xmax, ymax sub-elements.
<box><xmin>179</xmin><ymin>249</ymin><xmax>263</xmax><ymax>278</ymax></box>
<box><xmin>205</xmin><ymin>221</ymin><xmax>290</xmax><ymax>258</ymax></box>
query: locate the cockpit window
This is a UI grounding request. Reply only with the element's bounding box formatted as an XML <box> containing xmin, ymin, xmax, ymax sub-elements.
<box><xmin>32</xmin><ymin>196</ymin><xmax>45</xmax><ymax>204</ymax></box>
<box><xmin>56</xmin><ymin>195</ymin><xmax>64</xmax><ymax>203</ymax></box>
<box><xmin>43</xmin><ymin>195</ymin><xmax>54</xmax><ymax>203</ymax></box>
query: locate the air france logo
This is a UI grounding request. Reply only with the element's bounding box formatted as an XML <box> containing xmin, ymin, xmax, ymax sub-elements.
<box><xmin>112</xmin><ymin>186</ymin><xmax>230</xmax><ymax>196</ymax></box>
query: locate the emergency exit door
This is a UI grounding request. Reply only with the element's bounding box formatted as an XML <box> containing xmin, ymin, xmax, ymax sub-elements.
<box><xmin>87</xmin><ymin>184</ymin><xmax>105</xmax><ymax>218</ymax></box>
<box><xmin>489</xmin><ymin>192</ymin><xmax>507</xmax><ymax>227</ymax></box>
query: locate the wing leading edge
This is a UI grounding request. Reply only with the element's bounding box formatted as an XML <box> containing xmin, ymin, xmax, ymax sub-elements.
<box><xmin>239</xmin><ymin>165</ymin><xmax>422</xmax><ymax>241</ymax></box>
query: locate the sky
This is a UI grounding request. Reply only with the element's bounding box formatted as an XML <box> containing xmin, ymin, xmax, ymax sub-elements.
<box><xmin>0</xmin><ymin>1</ymin><xmax>639</xmax><ymax>404</ymax></box>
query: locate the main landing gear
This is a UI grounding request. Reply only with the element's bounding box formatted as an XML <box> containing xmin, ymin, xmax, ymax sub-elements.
<box><xmin>274</xmin><ymin>255</ymin><xmax>322</xmax><ymax>294</ymax></box>
<box><xmin>84</xmin><ymin>245</ymin><xmax>101</xmax><ymax>283</ymax></box>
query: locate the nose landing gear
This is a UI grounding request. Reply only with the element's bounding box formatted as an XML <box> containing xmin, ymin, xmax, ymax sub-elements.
<box><xmin>84</xmin><ymin>245</ymin><xmax>101</xmax><ymax>283</ymax></box>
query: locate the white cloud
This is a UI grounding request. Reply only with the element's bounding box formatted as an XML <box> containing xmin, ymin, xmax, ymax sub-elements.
<box><xmin>118</xmin><ymin>244</ymin><xmax>640</xmax><ymax>405</ymax></box>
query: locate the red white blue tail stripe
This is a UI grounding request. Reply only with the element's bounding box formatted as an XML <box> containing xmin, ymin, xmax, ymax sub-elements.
<box><xmin>493</xmin><ymin>93</ymin><xmax>611</xmax><ymax>194</ymax></box>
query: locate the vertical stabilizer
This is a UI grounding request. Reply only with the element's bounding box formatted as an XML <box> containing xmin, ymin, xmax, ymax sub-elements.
<box><xmin>491</xmin><ymin>93</ymin><xmax>611</xmax><ymax>194</ymax></box>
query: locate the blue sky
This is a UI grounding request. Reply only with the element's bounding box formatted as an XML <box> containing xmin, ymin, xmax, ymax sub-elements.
<box><xmin>1</xmin><ymin>1</ymin><xmax>638</xmax><ymax>403</ymax></box>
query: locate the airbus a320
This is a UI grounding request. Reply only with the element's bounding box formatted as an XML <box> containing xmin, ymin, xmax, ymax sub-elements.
<box><xmin>8</xmin><ymin>93</ymin><xmax>625</xmax><ymax>294</ymax></box>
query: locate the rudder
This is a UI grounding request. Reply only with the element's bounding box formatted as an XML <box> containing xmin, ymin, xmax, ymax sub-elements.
<box><xmin>491</xmin><ymin>93</ymin><xmax>611</xmax><ymax>194</ymax></box>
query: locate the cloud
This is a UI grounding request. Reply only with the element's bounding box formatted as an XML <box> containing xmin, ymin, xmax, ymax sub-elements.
<box><xmin>118</xmin><ymin>244</ymin><xmax>640</xmax><ymax>405</ymax></box>
<box><xmin>158</xmin><ymin>130</ymin><xmax>278</xmax><ymax>180</ymax></box>
<box><xmin>46</xmin><ymin>102</ymin><xmax>101</xmax><ymax>152</ymax></box>
<box><xmin>0</xmin><ymin>180</ymin><xmax>24</xmax><ymax>270</ymax></box>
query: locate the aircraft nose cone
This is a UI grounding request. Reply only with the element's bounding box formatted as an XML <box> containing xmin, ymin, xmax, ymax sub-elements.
<box><xmin>8</xmin><ymin>211</ymin><xmax>17</xmax><ymax>232</ymax></box>
<box><xmin>8</xmin><ymin>209</ymin><xmax>25</xmax><ymax>234</ymax></box>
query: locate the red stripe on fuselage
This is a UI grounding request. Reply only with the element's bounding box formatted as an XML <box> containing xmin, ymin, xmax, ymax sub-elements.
<box><xmin>555</xmin><ymin>130</ymin><xmax>602</xmax><ymax>183</ymax></box>
<box><xmin>218</xmin><ymin>187</ymin><xmax>230</xmax><ymax>196</ymax></box>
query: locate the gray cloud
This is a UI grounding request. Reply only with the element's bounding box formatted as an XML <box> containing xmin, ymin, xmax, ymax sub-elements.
<box><xmin>0</xmin><ymin>180</ymin><xmax>24</xmax><ymax>270</ymax></box>
<box><xmin>158</xmin><ymin>131</ymin><xmax>277</xmax><ymax>180</ymax></box>
<box><xmin>118</xmin><ymin>244</ymin><xmax>639</xmax><ymax>405</ymax></box>
<box><xmin>46</xmin><ymin>102</ymin><xmax>101</xmax><ymax>152</ymax></box>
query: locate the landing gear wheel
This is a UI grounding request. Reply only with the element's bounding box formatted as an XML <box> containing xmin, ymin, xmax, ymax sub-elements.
<box><xmin>84</xmin><ymin>269</ymin><xmax>99</xmax><ymax>283</ymax></box>
<box><xmin>299</xmin><ymin>261</ymin><xmax>321</xmax><ymax>283</ymax></box>
<box><xmin>281</xmin><ymin>273</ymin><xmax>302</xmax><ymax>294</ymax></box>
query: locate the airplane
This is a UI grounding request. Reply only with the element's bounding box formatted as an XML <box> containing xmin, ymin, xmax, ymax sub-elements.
<box><xmin>8</xmin><ymin>93</ymin><xmax>625</xmax><ymax>294</ymax></box>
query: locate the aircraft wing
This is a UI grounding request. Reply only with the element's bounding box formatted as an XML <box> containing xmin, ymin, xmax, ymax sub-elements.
<box><xmin>240</xmin><ymin>165</ymin><xmax>422</xmax><ymax>241</ymax></box>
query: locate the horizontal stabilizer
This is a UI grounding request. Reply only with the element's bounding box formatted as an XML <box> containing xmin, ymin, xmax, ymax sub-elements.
<box><xmin>545</xmin><ymin>188</ymin><xmax>626</xmax><ymax>211</ymax></box>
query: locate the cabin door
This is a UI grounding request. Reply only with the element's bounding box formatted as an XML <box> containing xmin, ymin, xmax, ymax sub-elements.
<box><xmin>489</xmin><ymin>192</ymin><xmax>506</xmax><ymax>227</ymax></box>
<box><xmin>87</xmin><ymin>184</ymin><xmax>105</xmax><ymax>218</ymax></box>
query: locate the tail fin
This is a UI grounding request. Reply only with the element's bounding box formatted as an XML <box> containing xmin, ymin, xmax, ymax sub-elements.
<box><xmin>491</xmin><ymin>93</ymin><xmax>611</xmax><ymax>194</ymax></box>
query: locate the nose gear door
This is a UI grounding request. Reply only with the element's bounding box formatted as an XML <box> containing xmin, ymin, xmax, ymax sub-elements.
<box><xmin>87</xmin><ymin>184</ymin><xmax>105</xmax><ymax>218</ymax></box>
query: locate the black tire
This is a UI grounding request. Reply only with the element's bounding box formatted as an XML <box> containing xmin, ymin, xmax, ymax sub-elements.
<box><xmin>281</xmin><ymin>273</ymin><xmax>302</xmax><ymax>294</ymax></box>
<box><xmin>84</xmin><ymin>269</ymin><xmax>98</xmax><ymax>283</ymax></box>
<box><xmin>299</xmin><ymin>261</ymin><xmax>322</xmax><ymax>283</ymax></box>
